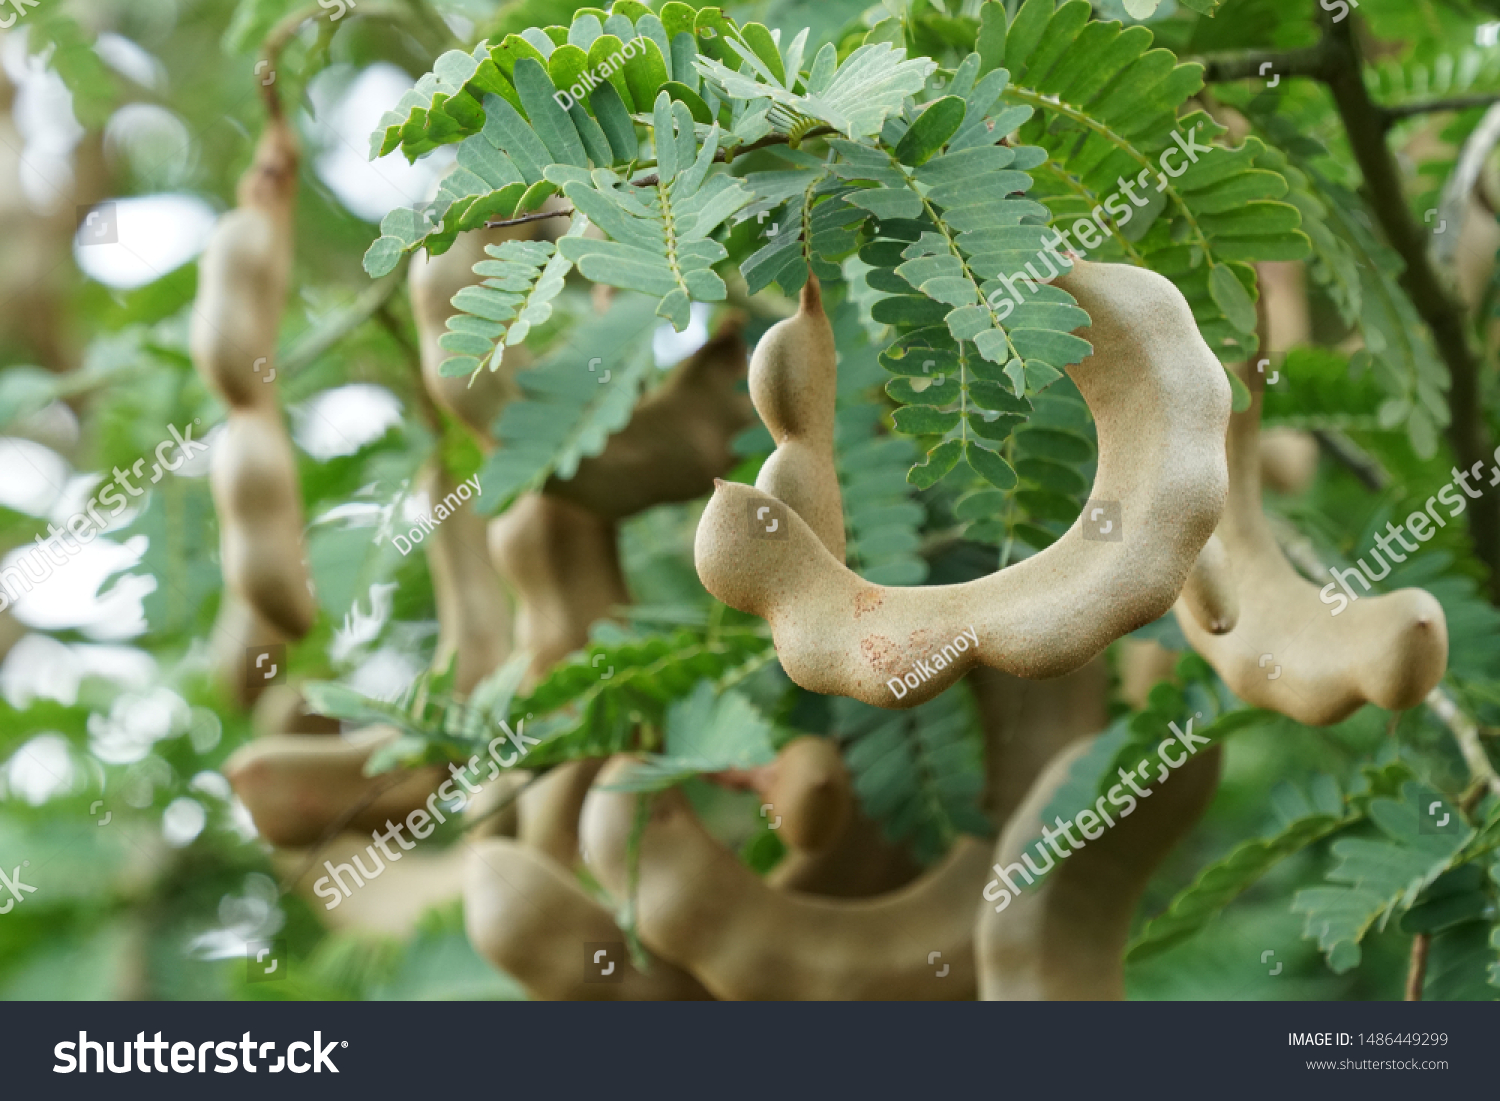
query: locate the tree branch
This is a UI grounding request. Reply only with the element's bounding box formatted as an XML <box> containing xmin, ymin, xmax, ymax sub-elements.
<box><xmin>1198</xmin><ymin>45</ymin><xmax>1330</xmax><ymax>85</ymax></box>
<box><xmin>1312</xmin><ymin>427</ymin><xmax>1390</xmax><ymax>492</ymax></box>
<box><xmin>1384</xmin><ymin>92</ymin><xmax>1500</xmax><ymax>124</ymax></box>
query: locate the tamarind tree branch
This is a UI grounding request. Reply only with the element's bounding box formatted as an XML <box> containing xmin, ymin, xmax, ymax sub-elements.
<box><xmin>1312</xmin><ymin>427</ymin><xmax>1390</xmax><ymax>492</ymax></box>
<box><xmin>280</xmin><ymin>267</ymin><xmax>404</xmax><ymax>377</ymax></box>
<box><xmin>1384</xmin><ymin>92</ymin><xmax>1500</xmax><ymax>125</ymax></box>
<box><xmin>1197</xmin><ymin>45</ymin><xmax>1331</xmax><ymax>84</ymax></box>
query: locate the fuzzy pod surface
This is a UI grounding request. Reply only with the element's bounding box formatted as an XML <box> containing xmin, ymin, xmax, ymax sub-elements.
<box><xmin>694</xmin><ymin>261</ymin><xmax>1231</xmax><ymax>708</ymax></box>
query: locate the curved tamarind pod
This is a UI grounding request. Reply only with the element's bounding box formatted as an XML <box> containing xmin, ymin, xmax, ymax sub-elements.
<box><xmin>224</xmin><ymin>727</ymin><xmax>445</xmax><ymax>848</ymax></box>
<box><xmin>422</xmin><ymin>465</ymin><xmax>512</xmax><ymax>695</ymax></box>
<box><xmin>410</xmin><ymin>230</ymin><xmax>529</xmax><ymax>446</ymax></box>
<box><xmin>189</xmin><ymin>118</ymin><xmax>297</xmax><ymax>410</ymax></box>
<box><xmin>460</xmin><ymin>770</ymin><xmax>526</xmax><ymax>839</ymax></box>
<box><xmin>1179</xmin><ymin>534</ymin><xmax>1238</xmax><ymax>635</ymax></box>
<box><xmin>767</xmin><ymin>804</ymin><xmax>924</xmax><ymax>898</ymax></box>
<box><xmin>1115</xmin><ymin>639</ymin><xmax>1179</xmax><ymax>711</ymax></box>
<box><xmin>517</xmin><ymin>758</ymin><xmax>604</xmax><ymax>865</ymax></box>
<box><xmin>464</xmin><ymin>838</ymin><xmax>714</xmax><ymax>1000</ymax></box>
<box><xmin>747</xmin><ymin>278</ymin><xmax>845</xmax><ymax>560</ymax></box>
<box><xmin>207</xmin><ymin>591</ymin><xmax>289</xmax><ymax>709</ymax></box>
<box><xmin>1175</xmin><ymin>359</ymin><xmax>1447</xmax><ymax>725</ymax></box>
<box><xmin>976</xmin><ymin>739</ymin><xmax>1222</xmax><ymax>1000</ymax></box>
<box><xmin>279</xmin><ymin>837</ymin><xmax>468</xmax><ymax>937</ymax></box>
<box><xmin>252</xmin><ymin>684</ymin><xmax>342</xmax><ymax>738</ymax></box>
<box><xmin>1259</xmin><ymin>427</ymin><xmax>1319</xmax><ymax>496</ymax></box>
<box><xmin>760</xmin><ymin>735</ymin><xmax>853</xmax><ymax>855</ymax></box>
<box><xmin>544</xmin><ymin>319</ymin><xmax>755</xmax><ymax>519</ymax></box>
<box><xmin>488</xmin><ymin>493</ymin><xmax>630</xmax><ymax>677</ymax></box>
<box><xmin>210</xmin><ymin>405</ymin><xmax>317</xmax><ymax>638</ymax></box>
<box><xmin>694</xmin><ymin>261</ymin><xmax>1231</xmax><ymax>708</ymax></box>
<box><xmin>969</xmin><ymin>659</ymin><xmax>1109</xmax><ymax>827</ymax></box>
<box><xmin>580</xmin><ymin>756</ymin><xmax>989</xmax><ymax>999</ymax></box>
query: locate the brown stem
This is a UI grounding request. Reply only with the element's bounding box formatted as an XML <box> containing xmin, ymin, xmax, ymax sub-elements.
<box><xmin>1385</xmin><ymin>93</ymin><xmax>1500</xmax><ymax>125</ymax></box>
<box><xmin>1198</xmin><ymin>45</ymin><xmax>1331</xmax><ymax>84</ymax></box>
<box><xmin>1405</xmin><ymin>932</ymin><xmax>1429</xmax><ymax>1000</ymax></box>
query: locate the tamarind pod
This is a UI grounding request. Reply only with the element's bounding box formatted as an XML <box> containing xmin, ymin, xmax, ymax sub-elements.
<box><xmin>1179</xmin><ymin>534</ymin><xmax>1239</xmax><ymax>635</ymax></box>
<box><xmin>969</xmin><ymin>659</ymin><xmax>1110</xmax><ymax>828</ymax></box>
<box><xmin>1115</xmin><ymin>639</ymin><xmax>1179</xmax><ymax>711</ymax></box>
<box><xmin>543</xmin><ymin>319</ymin><xmax>755</xmax><ymax>519</ymax></box>
<box><xmin>410</xmin><ymin>228</ymin><xmax>533</xmax><ymax>446</ymax></box>
<box><xmin>976</xmin><ymin>740</ymin><xmax>1222</xmax><ymax>1000</ymax></box>
<box><xmin>580</xmin><ymin>756</ymin><xmax>989</xmax><ymax>1000</ymax></box>
<box><xmin>207</xmin><ymin>591</ymin><xmax>289</xmax><ymax>710</ymax></box>
<box><xmin>224</xmin><ymin>727</ymin><xmax>445</xmax><ymax>849</ymax></box>
<box><xmin>464</xmin><ymin>838</ymin><xmax>714</xmax><ymax>1000</ymax></box>
<box><xmin>1175</xmin><ymin>358</ymin><xmax>1447</xmax><ymax>725</ymax></box>
<box><xmin>767</xmin><ymin>803</ymin><xmax>925</xmax><ymax>898</ymax></box>
<box><xmin>1257</xmin><ymin>260</ymin><xmax>1310</xmax><ymax>354</ymax></box>
<box><xmin>422</xmin><ymin>465</ymin><xmax>513</xmax><ymax>695</ymax></box>
<box><xmin>517</xmin><ymin>758</ymin><xmax>604</xmax><ymax>865</ymax></box>
<box><xmin>461</xmin><ymin>770</ymin><xmax>527</xmax><ymax>839</ymax></box>
<box><xmin>747</xmin><ymin>278</ymin><xmax>846</xmax><ymax>560</ymax></box>
<box><xmin>488</xmin><ymin>493</ymin><xmax>630</xmax><ymax>677</ymax></box>
<box><xmin>210</xmin><ymin>406</ymin><xmax>317</xmax><ymax>638</ymax></box>
<box><xmin>760</xmin><ymin>735</ymin><xmax>853</xmax><ymax>855</ymax></box>
<box><xmin>1258</xmin><ymin>427</ymin><xmax>1319</xmax><ymax>496</ymax></box>
<box><xmin>252</xmin><ymin>684</ymin><xmax>342</xmax><ymax>738</ymax></box>
<box><xmin>278</xmin><ymin>837</ymin><xmax>468</xmax><ymax>937</ymax></box>
<box><xmin>694</xmin><ymin>261</ymin><xmax>1230</xmax><ymax>708</ymax></box>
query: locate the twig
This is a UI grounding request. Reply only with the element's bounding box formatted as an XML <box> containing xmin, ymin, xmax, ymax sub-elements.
<box><xmin>280</xmin><ymin>268</ymin><xmax>404</xmax><ymax>377</ymax></box>
<box><xmin>373</xmin><ymin>302</ymin><xmax>446</xmax><ymax>434</ymax></box>
<box><xmin>1405</xmin><ymin>932</ymin><xmax>1430</xmax><ymax>1000</ymax></box>
<box><xmin>1311</xmin><ymin>427</ymin><xmax>1390</xmax><ymax>492</ymax></box>
<box><xmin>1198</xmin><ymin>45</ymin><xmax>1330</xmax><ymax>84</ymax></box>
<box><xmin>1384</xmin><ymin>92</ymin><xmax>1500</xmax><ymax>124</ymax></box>
<box><xmin>1435</xmin><ymin>102</ymin><xmax>1500</xmax><ymax>267</ymax></box>
<box><xmin>486</xmin><ymin>206</ymin><xmax>575</xmax><ymax>229</ymax></box>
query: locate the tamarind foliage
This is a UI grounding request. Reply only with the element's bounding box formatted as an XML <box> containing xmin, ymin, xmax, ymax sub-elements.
<box><xmin>6</xmin><ymin>0</ymin><xmax>1500</xmax><ymax>1004</ymax></box>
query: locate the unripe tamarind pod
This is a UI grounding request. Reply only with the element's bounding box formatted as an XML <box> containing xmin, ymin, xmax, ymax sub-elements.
<box><xmin>543</xmin><ymin>319</ymin><xmax>756</xmax><ymax>519</ymax></box>
<box><xmin>207</xmin><ymin>591</ymin><xmax>289</xmax><ymax>710</ymax></box>
<box><xmin>410</xmin><ymin>229</ymin><xmax>531</xmax><ymax>446</ymax></box>
<box><xmin>1259</xmin><ymin>427</ymin><xmax>1319</xmax><ymax>496</ymax></box>
<box><xmin>580</xmin><ymin>756</ymin><xmax>991</xmax><ymax>999</ymax></box>
<box><xmin>976</xmin><ymin>739</ymin><xmax>1222</xmax><ymax>1000</ymax></box>
<box><xmin>189</xmin><ymin>117</ymin><xmax>297</xmax><ymax>410</ymax></box>
<box><xmin>224</xmin><ymin>726</ymin><xmax>446</xmax><ymax>848</ymax></box>
<box><xmin>1175</xmin><ymin>357</ymin><xmax>1448</xmax><ymax>725</ymax></box>
<box><xmin>693</xmin><ymin>261</ymin><xmax>1231</xmax><ymax>708</ymax></box>
<box><xmin>970</xmin><ymin>659</ymin><xmax>1110</xmax><ymax>827</ymax></box>
<box><xmin>210</xmin><ymin>405</ymin><xmax>317</xmax><ymax>638</ymax></box>
<box><xmin>464</xmin><ymin>838</ymin><xmax>714</xmax><ymax>1000</ymax></box>
<box><xmin>487</xmin><ymin>493</ymin><xmax>630</xmax><ymax>677</ymax></box>
<box><xmin>760</xmin><ymin>735</ymin><xmax>853</xmax><ymax>855</ymax></box>
<box><xmin>517</xmin><ymin>758</ymin><xmax>604</xmax><ymax>865</ymax></box>
<box><xmin>421</xmin><ymin>464</ymin><xmax>513</xmax><ymax>695</ymax></box>
<box><xmin>1179</xmin><ymin>534</ymin><xmax>1239</xmax><ymax>635</ymax></box>
<box><xmin>747</xmin><ymin>278</ymin><xmax>845</xmax><ymax>560</ymax></box>
<box><xmin>1115</xmin><ymin>639</ymin><xmax>1179</xmax><ymax>711</ymax></box>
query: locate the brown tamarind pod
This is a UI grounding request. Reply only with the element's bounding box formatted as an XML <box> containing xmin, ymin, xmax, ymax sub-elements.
<box><xmin>410</xmin><ymin>229</ymin><xmax>530</xmax><ymax>446</ymax></box>
<box><xmin>977</xmin><ymin>738</ymin><xmax>1222</xmax><ymax>1000</ymax></box>
<box><xmin>759</xmin><ymin>735</ymin><xmax>853</xmax><ymax>855</ymax></box>
<box><xmin>224</xmin><ymin>726</ymin><xmax>446</xmax><ymax>849</ymax></box>
<box><xmin>488</xmin><ymin>493</ymin><xmax>630</xmax><ymax>677</ymax></box>
<box><xmin>252</xmin><ymin>684</ymin><xmax>342</xmax><ymax>738</ymax></box>
<box><xmin>1175</xmin><ymin>358</ymin><xmax>1447</xmax><ymax>725</ymax></box>
<box><xmin>766</xmin><ymin>804</ymin><xmax>924</xmax><ymax>898</ymax></box>
<box><xmin>746</xmin><ymin>278</ymin><xmax>845</xmax><ymax>560</ymax></box>
<box><xmin>421</xmin><ymin>465</ymin><xmax>513</xmax><ymax>695</ymax></box>
<box><xmin>543</xmin><ymin>319</ymin><xmax>756</xmax><ymax>519</ymax></box>
<box><xmin>277</xmin><ymin>837</ymin><xmax>469</xmax><ymax>938</ymax></box>
<box><xmin>189</xmin><ymin>117</ymin><xmax>297</xmax><ymax>410</ymax></box>
<box><xmin>580</xmin><ymin>756</ymin><xmax>989</xmax><ymax>1000</ymax></box>
<box><xmin>210</xmin><ymin>405</ymin><xmax>316</xmax><ymax>638</ymax></box>
<box><xmin>1115</xmin><ymin>639</ymin><xmax>1179</xmax><ymax>711</ymax></box>
<box><xmin>1258</xmin><ymin>427</ymin><xmax>1319</xmax><ymax>496</ymax></box>
<box><xmin>207</xmin><ymin>591</ymin><xmax>289</xmax><ymax>710</ymax></box>
<box><xmin>464</xmin><ymin>838</ymin><xmax>714</xmax><ymax>1000</ymax></box>
<box><xmin>694</xmin><ymin>261</ymin><xmax>1231</xmax><ymax>708</ymax></box>
<box><xmin>516</xmin><ymin>758</ymin><xmax>605</xmax><ymax>866</ymax></box>
<box><xmin>1179</xmin><ymin>534</ymin><xmax>1239</xmax><ymax>635</ymax></box>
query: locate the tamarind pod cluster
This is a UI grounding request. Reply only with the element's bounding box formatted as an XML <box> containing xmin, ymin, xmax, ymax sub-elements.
<box><xmin>977</xmin><ymin>740</ymin><xmax>1222</xmax><ymax>1000</ymax></box>
<box><xmin>969</xmin><ymin>659</ymin><xmax>1111</xmax><ymax>827</ymax></box>
<box><xmin>209</xmin><ymin>407</ymin><xmax>316</xmax><ymax>637</ymax></box>
<box><xmin>488</xmin><ymin>493</ymin><xmax>630</xmax><ymax>677</ymax></box>
<box><xmin>580</xmin><ymin>757</ymin><xmax>990</xmax><ymax>1000</ymax></box>
<box><xmin>1175</xmin><ymin>358</ymin><xmax>1448</xmax><ymax>725</ymax></box>
<box><xmin>224</xmin><ymin>726</ymin><xmax>446</xmax><ymax>849</ymax></box>
<box><xmin>543</xmin><ymin>319</ymin><xmax>756</xmax><ymax>519</ymax></box>
<box><xmin>694</xmin><ymin>261</ymin><xmax>1231</xmax><ymax>709</ymax></box>
<box><xmin>421</xmin><ymin>465</ymin><xmax>513</xmax><ymax>695</ymax></box>
<box><xmin>464</xmin><ymin>838</ymin><xmax>714</xmax><ymax>1000</ymax></box>
<box><xmin>517</xmin><ymin>758</ymin><xmax>604</xmax><ymax>866</ymax></box>
<box><xmin>1259</xmin><ymin>428</ymin><xmax>1319</xmax><ymax>496</ymax></box>
<box><xmin>410</xmin><ymin>229</ymin><xmax>529</xmax><ymax>447</ymax></box>
<box><xmin>1179</xmin><ymin>534</ymin><xmax>1239</xmax><ymax>635</ymax></box>
<box><xmin>743</xmin><ymin>279</ymin><xmax>845</xmax><ymax>560</ymax></box>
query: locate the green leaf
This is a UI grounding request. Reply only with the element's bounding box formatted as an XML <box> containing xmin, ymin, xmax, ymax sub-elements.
<box><xmin>603</xmin><ymin>683</ymin><xmax>778</xmax><ymax>793</ymax></box>
<box><xmin>894</xmin><ymin>96</ymin><xmax>967</xmax><ymax>166</ymax></box>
